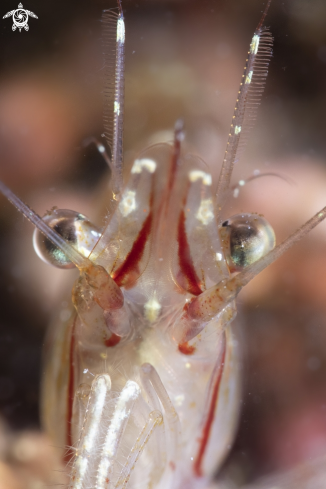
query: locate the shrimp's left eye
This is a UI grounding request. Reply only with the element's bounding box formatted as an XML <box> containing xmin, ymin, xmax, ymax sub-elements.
<box><xmin>219</xmin><ymin>213</ymin><xmax>275</xmax><ymax>273</ymax></box>
<box><xmin>33</xmin><ymin>209</ymin><xmax>101</xmax><ymax>269</ymax></box>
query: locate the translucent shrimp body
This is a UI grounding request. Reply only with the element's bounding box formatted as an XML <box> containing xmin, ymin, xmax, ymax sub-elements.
<box><xmin>42</xmin><ymin>140</ymin><xmax>241</xmax><ymax>489</ymax></box>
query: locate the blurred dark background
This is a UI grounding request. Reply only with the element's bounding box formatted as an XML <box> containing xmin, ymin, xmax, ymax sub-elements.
<box><xmin>0</xmin><ymin>0</ymin><xmax>326</xmax><ymax>486</ymax></box>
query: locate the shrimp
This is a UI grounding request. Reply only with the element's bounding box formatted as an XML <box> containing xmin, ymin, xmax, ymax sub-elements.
<box><xmin>0</xmin><ymin>1</ymin><xmax>326</xmax><ymax>488</ymax></box>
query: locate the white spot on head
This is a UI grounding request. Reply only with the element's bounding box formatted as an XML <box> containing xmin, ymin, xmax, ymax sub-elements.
<box><xmin>239</xmin><ymin>180</ymin><xmax>245</xmax><ymax>186</ymax></box>
<box><xmin>144</xmin><ymin>297</ymin><xmax>161</xmax><ymax>322</ymax></box>
<box><xmin>174</xmin><ymin>394</ymin><xmax>185</xmax><ymax>406</ymax></box>
<box><xmin>234</xmin><ymin>126</ymin><xmax>241</xmax><ymax>135</ymax></box>
<box><xmin>119</xmin><ymin>190</ymin><xmax>136</xmax><ymax>216</ymax></box>
<box><xmin>189</xmin><ymin>170</ymin><xmax>212</xmax><ymax>186</ymax></box>
<box><xmin>131</xmin><ymin>158</ymin><xmax>157</xmax><ymax>174</ymax></box>
<box><xmin>117</xmin><ymin>17</ymin><xmax>125</xmax><ymax>43</ymax></box>
<box><xmin>233</xmin><ymin>188</ymin><xmax>240</xmax><ymax>198</ymax></box>
<box><xmin>216</xmin><ymin>252</ymin><xmax>223</xmax><ymax>261</ymax></box>
<box><xmin>196</xmin><ymin>199</ymin><xmax>214</xmax><ymax>225</ymax></box>
<box><xmin>250</xmin><ymin>34</ymin><xmax>260</xmax><ymax>55</ymax></box>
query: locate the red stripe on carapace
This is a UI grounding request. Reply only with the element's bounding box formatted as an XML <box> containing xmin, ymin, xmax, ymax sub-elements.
<box><xmin>177</xmin><ymin>209</ymin><xmax>202</xmax><ymax>296</ymax></box>
<box><xmin>64</xmin><ymin>315</ymin><xmax>77</xmax><ymax>464</ymax></box>
<box><xmin>178</xmin><ymin>341</ymin><xmax>196</xmax><ymax>355</ymax></box>
<box><xmin>113</xmin><ymin>211</ymin><xmax>153</xmax><ymax>287</ymax></box>
<box><xmin>193</xmin><ymin>333</ymin><xmax>226</xmax><ymax>477</ymax></box>
<box><xmin>105</xmin><ymin>332</ymin><xmax>121</xmax><ymax>347</ymax></box>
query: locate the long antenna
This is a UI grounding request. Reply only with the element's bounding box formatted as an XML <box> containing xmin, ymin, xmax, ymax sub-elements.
<box><xmin>215</xmin><ymin>0</ymin><xmax>273</xmax><ymax>219</ymax></box>
<box><xmin>102</xmin><ymin>3</ymin><xmax>125</xmax><ymax>202</ymax></box>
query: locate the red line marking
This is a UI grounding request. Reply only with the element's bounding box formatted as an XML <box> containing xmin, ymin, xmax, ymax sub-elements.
<box><xmin>113</xmin><ymin>211</ymin><xmax>152</xmax><ymax>287</ymax></box>
<box><xmin>177</xmin><ymin>209</ymin><xmax>202</xmax><ymax>296</ymax></box>
<box><xmin>178</xmin><ymin>341</ymin><xmax>196</xmax><ymax>355</ymax></box>
<box><xmin>193</xmin><ymin>333</ymin><xmax>226</xmax><ymax>477</ymax></box>
<box><xmin>64</xmin><ymin>316</ymin><xmax>77</xmax><ymax>464</ymax></box>
<box><xmin>105</xmin><ymin>333</ymin><xmax>121</xmax><ymax>347</ymax></box>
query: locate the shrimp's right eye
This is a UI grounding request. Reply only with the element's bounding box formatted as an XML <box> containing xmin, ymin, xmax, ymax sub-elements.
<box><xmin>33</xmin><ymin>209</ymin><xmax>101</xmax><ymax>269</ymax></box>
<box><xmin>219</xmin><ymin>213</ymin><xmax>275</xmax><ymax>273</ymax></box>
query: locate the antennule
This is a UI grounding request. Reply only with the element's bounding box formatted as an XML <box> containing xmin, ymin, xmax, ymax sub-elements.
<box><xmin>215</xmin><ymin>2</ymin><xmax>273</xmax><ymax>217</ymax></box>
<box><xmin>102</xmin><ymin>5</ymin><xmax>125</xmax><ymax>202</ymax></box>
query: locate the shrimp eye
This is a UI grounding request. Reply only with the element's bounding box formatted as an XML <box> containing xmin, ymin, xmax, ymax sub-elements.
<box><xmin>33</xmin><ymin>209</ymin><xmax>101</xmax><ymax>269</ymax></box>
<box><xmin>219</xmin><ymin>213</ymin><xmax>275</xmax><ymax>273</ymax></box>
